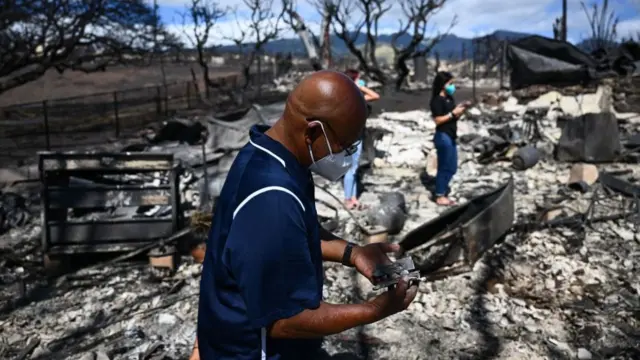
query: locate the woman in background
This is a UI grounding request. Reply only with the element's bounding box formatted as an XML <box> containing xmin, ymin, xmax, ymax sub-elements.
<box><xmin>430</xmin><ymin>71</ymin><xmax>469</xmax><ymax>206</ymax></box>
<box><xmin>343</xmin><ymin>69</ymin><xmax>380</xmax><ymax>210</ymax></box>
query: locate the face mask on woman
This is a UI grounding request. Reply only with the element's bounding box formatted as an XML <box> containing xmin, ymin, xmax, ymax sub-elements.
<box><xmin>445</xmin><ymin>83</ymin><xmax>456</xmax><ymax>96</ymax></box>
<box><xmin>307</xmin><ymin>121</ymin><xmax>353</xmax><ymax>181</ymax></box>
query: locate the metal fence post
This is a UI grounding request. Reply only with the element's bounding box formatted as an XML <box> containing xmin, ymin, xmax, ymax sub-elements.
<box><xmin>272</xmin><ymin>58</ymin><xmax>278</xmax><ymax>79</ymax></box>
<box><xmin>425</xmin><ymin>56</ymin><xmax>429</xmax><ymax>83</ymax></box>
<box><xmin>186</xmin><ymin>82</ymin><xmax>191</xmax><ymax>109</ymax></box>
<box><xmin>42</xmin><ymin>100</ymin><xmax>50</xmax><ymax>151</ymax></box>
<box><xmin>163</xmin><ymin>84</ymin><xmax>169</xmax><ymax>116</ymax></box>
<box><xmin>156</xmin><ymin>86</ymin><xmax>162</xmax><ymax>115</ymax></box>
<box><xmin>500</xmin><ymin>40</ymin><xmax>507</xmax><ymax>89</ymax></box>
<box><xmin>472</xmin><ymin>39</ymin><xmax>477</xmax><ymax>101</ymax></box>
<box><xmin>113</xmin><ymin>91</ymin><xmax>120</xmax><ymax>138</ymax></box>
<box><xmin>257</xmin><ymin>55</ymin><xmax>262</xmax><ymax>100</ymax></box>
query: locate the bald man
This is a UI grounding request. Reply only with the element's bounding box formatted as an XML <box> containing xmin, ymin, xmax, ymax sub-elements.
<box><xmin>196</xmin><ymin>70</ymin><xmax>418</xmax><ymax>360</ymax></box>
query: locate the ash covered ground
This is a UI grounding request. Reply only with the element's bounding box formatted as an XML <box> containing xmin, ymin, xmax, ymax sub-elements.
<box><xmin>0</xmin><ymin>76</ymin><xmax>639</xmax><ymax>360</ymax></box>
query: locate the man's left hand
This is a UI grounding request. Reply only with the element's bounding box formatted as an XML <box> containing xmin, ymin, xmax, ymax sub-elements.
<box><xmin>350</xmin><ymin>242</ymin><xmax>401</xmax><ymax>282</ymax></box>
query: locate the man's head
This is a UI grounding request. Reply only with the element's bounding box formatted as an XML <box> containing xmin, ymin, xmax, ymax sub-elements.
<box><xmin>276</xmin><ymin>70</ymin><xmax>368</xmax><ymax>179</ymax></box>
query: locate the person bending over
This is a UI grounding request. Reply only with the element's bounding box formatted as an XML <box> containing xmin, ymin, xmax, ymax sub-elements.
<box><xmin>195</xmin><ymin>70</ymin><xmax>417</xmax><ymax>360</ymax></box>
<box><xmin>342</xmin><ymin>69</ymin><xmax>380</xmax><ymax>210</ymax></box>
<box><xmin>430</xmin><ymin>71</ymin><xmax>470</xmax><ymax>206</ymax></box>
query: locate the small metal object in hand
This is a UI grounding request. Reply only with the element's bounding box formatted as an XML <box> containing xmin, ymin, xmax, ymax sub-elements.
<box><xmin>372</xmin><ymin>256</ymin><xmax>421</xmax><ymax>290</ymax></box>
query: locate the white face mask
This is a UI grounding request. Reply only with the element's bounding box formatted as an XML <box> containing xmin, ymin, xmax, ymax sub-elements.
<box><xmin>308</xmin><ymin>121</ymin><xmax>353</xmax><ymax>181</ymax></box>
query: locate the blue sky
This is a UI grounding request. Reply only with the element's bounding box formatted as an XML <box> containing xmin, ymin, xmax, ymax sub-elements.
<box><xmin>157</xmin><ymin>0</ymin><xmax>640</xmax><ymax>45</ymax></box>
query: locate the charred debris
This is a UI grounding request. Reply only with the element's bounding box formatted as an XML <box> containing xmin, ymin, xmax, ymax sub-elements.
<box><xmin>0</xmin><ymin>40</ymin><xmax>640</xmax><ymax>359</ymax></box>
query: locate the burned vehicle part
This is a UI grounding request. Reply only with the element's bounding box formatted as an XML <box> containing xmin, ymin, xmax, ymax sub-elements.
<box><xmin>372</xmin><ymin>256</ymin><xmax>421</xmax><ymax>290</ymax></box>
<box><xmin>399</xmin><ymin>178</ymin><xmax>515</xmax><ymax>278</ymax></box>
<box><xmin>39</xmin><ymin>152</ymin><xmax>184</xmax><ymax>270</ymax></box>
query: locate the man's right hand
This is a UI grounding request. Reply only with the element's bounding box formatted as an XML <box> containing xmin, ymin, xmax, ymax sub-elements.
<box><xmin>368</xmin><ymin>277</ymin><xmax>419</xmax><ymax>319</ymax></box>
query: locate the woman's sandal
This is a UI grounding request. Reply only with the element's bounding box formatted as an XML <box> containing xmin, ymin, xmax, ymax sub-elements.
<box><xmin>344</xmin><ymin>201</ymin><xmax>358</xmax><ymax>210</ymax></box>
<box><xmin>357</xmin><ymin>203</ymin><xmax>369</xmax><ymax>210</ymax></box>
<box><xmin>436</xmin><ymin>197</ymin><xmax>456</xmax><ymax>206</ymax></box>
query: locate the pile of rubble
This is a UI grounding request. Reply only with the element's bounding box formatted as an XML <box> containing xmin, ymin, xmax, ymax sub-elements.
<box><xmin>271</xmin><ymin>67</ymin><xmax>503</xmax><ymax>93</ymax></box>
<box><xmin>0</xmin><ymin>83</ymin><xmax>639</xmax><ymax>360</ymax></box>
<box><xmin>316</xmin><ymin>86</ymin><xmax>640</xmax><ymax>359</ymax></box>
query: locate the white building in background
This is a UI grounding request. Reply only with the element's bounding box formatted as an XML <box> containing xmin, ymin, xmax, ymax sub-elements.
<box><xmin>210</xmin><ymin>56</ymin><xmax>225</xmax><ymax>66</ymax></box>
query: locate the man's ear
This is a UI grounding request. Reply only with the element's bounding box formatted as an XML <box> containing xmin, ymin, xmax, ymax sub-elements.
<box><xmin>305</xmin><ymin>121</ymin><xmax>321</xmax><ymax>145</ymax></box>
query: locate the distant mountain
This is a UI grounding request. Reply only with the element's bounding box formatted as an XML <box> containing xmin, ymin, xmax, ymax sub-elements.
<box><xmin>217</xmin><ymin>29</ymin><xmax>534</xmax><ymax>59</ymax></box>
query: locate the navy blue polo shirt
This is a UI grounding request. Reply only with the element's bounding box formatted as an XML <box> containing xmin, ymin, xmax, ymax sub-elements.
<box><xmin>197</xmin><ymin>125</ymin><xmax>324</xmax><ymax>359</ymax></box>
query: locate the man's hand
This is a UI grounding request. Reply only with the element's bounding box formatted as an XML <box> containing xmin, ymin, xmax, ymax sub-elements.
<box><xmin>368</xmin><ymin>277</ymin><xmax>419</xmax><ymax>319</ymax></box>
<box><xmin>350</xmin><ymin>242</ymin><xmax>400</xmax><ymax>281</ymax></box>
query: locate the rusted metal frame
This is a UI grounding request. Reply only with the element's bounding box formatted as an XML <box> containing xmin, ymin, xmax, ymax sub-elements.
<box><xmin>39</xmin><ymin>152</ymin><xmax>183</xmax><ymax>257</ymax></box>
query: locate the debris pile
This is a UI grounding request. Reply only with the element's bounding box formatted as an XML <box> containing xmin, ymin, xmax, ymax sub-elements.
<box><xmin>1</xmin><ymin>82</ymin><xmax>639</xmax><ymax>360</ymax></box>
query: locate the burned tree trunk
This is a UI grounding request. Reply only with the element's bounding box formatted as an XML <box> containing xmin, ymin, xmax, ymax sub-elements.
<box><xmin>0</xmin><ymin>0</ymin><xmax>165</xmax><ymax>94</ymax></box>
<box><xmin>181</xmin><ymin>0</ymin><xmax>227</xmax><ymax>100</ymax></box>
<box><xmin>283</xmin><ymin>0</ymin><xmax>323</xmax><ymax>69</ymax></box>
<box><xmin>330</xmin><ymin>0</ymin><xmax>390</xmax><ymax>83</ymax></box>
<box><xmin>229</xmin><ymin>0</ymin><xmax>286</xmax><ymax>90</ymax></box>
<box><xmin>391</xmin><ymin>0</ymin><xmax>456</xmax><ymax>90</ymax></box>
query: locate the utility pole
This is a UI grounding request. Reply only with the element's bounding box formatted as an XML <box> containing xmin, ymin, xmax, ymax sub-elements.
<box><xmin>561</xmin><ymin>0</ymin><xmax>567</xmax><ymax>41</ymax></box>
<box><xmin>153</xmin><ymin>0</ymin><xmax>168</xmax><ymax>91</ymax></box>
